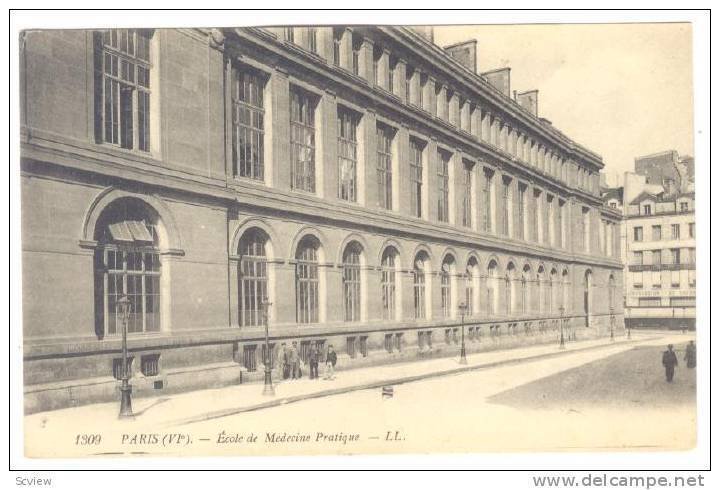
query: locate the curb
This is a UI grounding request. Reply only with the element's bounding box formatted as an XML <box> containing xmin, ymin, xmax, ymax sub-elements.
<box><xmin>164</xmin><ymin>336</ymin><xmax>654</xmax><ymax>428</ymax></box>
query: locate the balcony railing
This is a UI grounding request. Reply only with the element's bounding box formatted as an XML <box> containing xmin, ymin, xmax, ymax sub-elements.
<box><xmin>628</xmin><ymin>263</ymin><xmax>695</xmax><ymax>272</ymax></box>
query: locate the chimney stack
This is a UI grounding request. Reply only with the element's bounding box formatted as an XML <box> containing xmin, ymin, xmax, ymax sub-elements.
<box><xmin>407</xmin><ymin>26</ymin><xmax>434</xmax><ymax>43</ymax></box>
<box><xmin>481</xmin><ymin>67</ymin><xmax>511</xmax><ymax>97</ymax></box>
<box><xmin>517</xmin><ymin>89</ymin><xmax>539</xmax><ymax>117</ymax></box>
<box><xmin>443</xmin><ymin>39</ymin><xmax>477</xmax><ymax>73</ymax></box>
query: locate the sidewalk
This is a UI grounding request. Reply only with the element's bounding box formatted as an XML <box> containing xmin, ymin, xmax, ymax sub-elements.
<box><xmin>25</xmin><ymin>333</ymin><xmax>658</xmax><ymax>432</ymax></box>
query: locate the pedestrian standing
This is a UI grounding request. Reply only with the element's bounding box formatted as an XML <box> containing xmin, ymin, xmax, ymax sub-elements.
<box><xmin>324</xmin><ymin>345</ymin><xmax>337</xmax><ymax>380</ymax></box>
<box><xmin>684</xmin><ymin>341</ymin><xmax>696</xmax><ymax>369</ymax></box>
<box><xmin>276</xmin><ymin>343</ymin><xmax>287</xmax><ymax>380</ymax></box>
<box><xmin>662</xmin><ymin>344</ymin><xmax>679</xmax><ymax>383</ymax></box>
<box><xmin>308</xmin><ymin>341</ymin><xmax>319</xmax><ymax>380</ymax></box>
<box><xmin>288</xmin><ymin>341</ymin><xmax>300</xmax><ymax>380</ymax></box>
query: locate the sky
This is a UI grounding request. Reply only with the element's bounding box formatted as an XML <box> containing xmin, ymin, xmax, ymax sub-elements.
<box><xmin>433</xmin><ymin>23</ymin><xmax>694</xmax><ymax>185</ymax></box>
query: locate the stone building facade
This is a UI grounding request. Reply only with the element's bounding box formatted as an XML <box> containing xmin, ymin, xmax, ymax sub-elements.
<box><xmin>20</xmin><ymin>26</ymin><xmax>623</xmax><ymax>412</ymax></box>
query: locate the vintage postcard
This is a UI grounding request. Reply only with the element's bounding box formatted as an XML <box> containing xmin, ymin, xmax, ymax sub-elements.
<box><xmin>15</xmin><ymin>15</ymin><xmax>703</xmax><ymax>462</ymax></box>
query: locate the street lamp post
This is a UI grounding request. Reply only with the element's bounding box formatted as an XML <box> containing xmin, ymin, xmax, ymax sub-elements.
<box><xmin>260</xmin><ymin>298</ymin><xmax>275</xmax><ymax>396</ymax></box>
<box><xmin>610</xmin><ymin>305</ymin><xmax>615</xmax><ymax>342</ymax></box>
<box><xmin>458</xmin><ymin>301</ymin><xmax>468</xmax><ymax>365</ymax></box>
<box><xmin>116</xmin><ymin>296</ymin><xmax>134</xmax><ymax>419</ymax></box>
<box><xmin>559</xmin><ymin>306</ymin><xmax>566</xmax><ymax>350</ymax></box>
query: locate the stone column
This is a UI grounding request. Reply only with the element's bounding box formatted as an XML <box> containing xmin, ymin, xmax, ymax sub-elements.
<box><xmin>409</xmin><ymin>68</ymin><xmax>421</xmax><ymax>106</ymax></box>
<box><xmin>274</xmin><ymin>261</ymin><xmax>298</xmax><ymax>325</ymax></box>
<box><xmin>324</xmin><ymin>264</ymin><xmax>344</xmax><ymax>323</ymax></box>
<box><xmin>436</xmin><ymin>84</ymin><xmax>448</xmax><ymax>121</ymax></box>
<box><xmin>378</xmin><ymin>48</ymin><xmax>390</xmax><ymax>91</ymax></box>
<box><xmin>358</xmin><ymin>38</ymin><xmax>374</xmax><ymax>82</ymax></box>
<box><xmin>339</xmin><ymin>28</ymin><xmax>353</xmax><ymax>71</ymax></box>
<box><xmin>450</xmin><ymin>91</ymin><xmax>460</xmax><ymax>127</ymax></box>
<box><xmin>394</xmin><ymin>58</ymin><xmax>407</xmax><ymax>101</ymax></box>
<box><xmin>424</xmin><ymin>76</ymin><xmax>436</xmax><ymax>116</ymax></box>
<box><xmin>470</xmin><ymin>104</ymin><xmax>481</xmax><ymax>138</ymax></box>
<box><xmin>316</xmin><ymin>27</ymin><xmax>334</xmax><ymax>62</ymax></box>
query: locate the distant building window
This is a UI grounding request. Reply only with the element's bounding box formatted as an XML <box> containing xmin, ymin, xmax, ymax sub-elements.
<box><xmin>689</xmin><ymin>222</ymin><xmax>695</xmax><ymax>238</ymax></box>
<box><xmin>680</xmin><ymin>201</ymin><xmax>689</xmax><ymax>212</ymax></box>
<box><xmin>337</xmin><ymin>109</ymin><xmax>358</xmax><ymax>202</ymax></box>
<box><xmin>633</xmin><ymin>226</ymin><xmax>643</xmax><ymax>242</ymax></box>
<box><xmin>609</xmin><ymin>202</ymin><xmax>617</xmax><ymax>209</ymax></box>
<box><xmin>633</xmin><ymin>251</ymin><xmax>643</xmax><ymax>265</ymax></box>
<box><xmin>290</xmin><ymin>88</ymin><xmax>316</xmax><ymax>192</ymax></box>
<box><xmin>308</xmin><ymin>28</ymin><xmax>317</xmax><ymax>53</ymax></box>
<box><xmin>97</xmin><ymin>29</ymin><xmax>153</xmax><ymax>152</ymax></box>
<box><xmin>652</xmin><ymin>225</ymin><xmax>662</xmax><ymax>241</ymax></box>
<box><xmin>643</xmin><ymin>204</ymin><xmax>651</xmax><ymax>215</ymax></box>
<box><xmin>671</xmin><ymin>224</ymin><xmax>680</xmax><ymax>240</ymax></box>
<box><xmin>384</xmin><ymin>333</ymin><xmax>394</xmax><ymax>353</ymax></box>
<box><xmin>409</xmin><ymin>139</ymin><xmax>424</xmax><ymax>218</ymax></box>
<box><xmin>670</xmin><ymin>248</ymin><xmax>680</xmax><ymax>265</ymax></box>
<box><xmin>376</xmin><ymin>124</ymin><xmax>394</xmax><ymax>210</ymax></box>
<box><xmin>652</xmin><ymin>249</ymin><xmax>662</xmax><ymax>266</ymax></box>
<box><xmin>688</xmin><ymin>247</ymin><xmax>696</xmax><ymax>264</ymax></box>
<box><xmin>638</xmin><ymin>297</ymin><xmax>662</xmax><ymax>307</ymax></box>
<box><xmin>437</xmin><ymin>150</ymin><xmax>450</xmax><ymax>222</ymax></box>
<box><xmin>284</xmin><ymin>28</ymin><xmax>294</xmax><ymax>43</ymax></box>
<box><xmin>232</xmin><ymin>67</ymin><xmax>265</xmax><ymax>181</ymax></box>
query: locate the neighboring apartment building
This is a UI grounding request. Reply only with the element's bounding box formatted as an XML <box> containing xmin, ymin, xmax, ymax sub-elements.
<box><xmin>603</xmin><ymin>154</ymin><xmax>696</xmax><ymax>329</ymax></box>
<box><xmin>20</xmin><ymin>26</ymin><xmax>623</xmax><ymax>411</ymax></box>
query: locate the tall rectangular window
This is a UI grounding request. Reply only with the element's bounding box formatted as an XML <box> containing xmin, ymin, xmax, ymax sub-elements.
<box><xmin>376</xmin><ymin>124</ymin><xmax>394</xmax><ymax>210</ymax></box>
<box><xmin>437</xmin><ymin>150</ymin><xmax>450</xmax><ymax>223</ymax></box>
<box><xmin>634</xmin><ymin>226</ymin><xmax>643</xmax><ymax>242</ymax></box>
<box><xmin>409</xmin><ymin>139</ymin><xmax>424</xmax><ymax>218</ymax></box>
<box><xmin>482</xmin><ymin>169</ymin><xmax>493</xmax><ymax>232</ymax></box>
<box><xmin>633</xmin><ymin>251</ymin><xmax>643</xmax><ymax>265</ymax></box>
<box><xmin>517</xmin><ymin>184</ymin><xmax>526</xmax><ymax>240</ymax></box>
<box><xmin>337</xmin><ymin>109</ymin><xmax>358</xmax><ymax>202</ymax></box>
<box><xmin>461</xmin><ymin>160</ymin><xmax>473</xmax><ymax>228</ymax></box>
<box><xmin>99</xmin><ymin>29</ymin><xmax>152</xmax><ymax>152</ymax></box>
<box><xmin>671</xmin><ymin>224</ymin><xmax>680</xmax><ymax>240</ymax></box>
<box><xmin>381</xmin><ymin>251</ymin><xmax>397</xmax><ymax>320</ymax></box>
<box><xmin>232</xmin><ymin>67</ymin><xmax>265</xmax><ymax>180</ymax></box>
<box><xmin>652</xmin><ymin>249</ymin><xmax>662</xmax><ymax>265</ymax></box>
<box><xmin>290</xmin><ymin>88</ymin><xmax>316</xmax><ymax>192</ymax></box>
<box><xmin>501</xmin><ymin>178</ymin><xmax>511</xmax><ymax>236</ymax></box>
<box><xmin>652</xmin><ymin>225</ymin><xmax>662</xmax><ymax>241</ymax></box>
<box><xmin>308</xmin><ymin>27</ymin><xmax>317</xmax><ymax>53</ymax></box>
<box><xmin>413</xmin><ymin>266</ymin><xmax>426</xmax><ymax>319</ymax></box>
<box><xmin>670</xmin><ymin>248</ymin><xmax>681</xmax><ymax>265</ymax></box>
<box><xmin>689</xmin><ymin>222</ymin><xmax>695</xmax><ymax>238</ymax></box>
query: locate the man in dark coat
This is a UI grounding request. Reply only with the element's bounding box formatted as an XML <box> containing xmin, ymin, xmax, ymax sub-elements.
<box><xmin>662</xmin><ymin>344</ymin><xmax>679</xmax><ymax>382</ymax></box>
<box><xmin>324</xmin><ymin>344</ymin><xmax>337</xmax><ymax>380</ymax></box>
<box><xmin>684</xmin><ymin>341</ymin><xmax>696</xmax><ymax>369</ymax></box>
<box><xmin>308</xmin><ymin>341</ymin><xmax>319</xmax><ymax>380</ymax></box>
<box><xmin>288</xmin><ymin>341</ymin><xmax>300</xmax><ymax>379</ymax></box>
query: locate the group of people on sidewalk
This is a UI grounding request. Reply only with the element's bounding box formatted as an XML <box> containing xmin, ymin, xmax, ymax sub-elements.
<box><xmin>276</xmin><ymin>341</ymin><xmax>338</xmax><ymax>381</ymax></box>
<box><xmin>662</xmin><ymin>340</ymin><xmax>696</xmax><ymax>383</ymax></box>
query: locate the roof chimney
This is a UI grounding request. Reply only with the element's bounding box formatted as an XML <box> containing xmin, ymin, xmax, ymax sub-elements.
<box><xmin>481</xmin><ymin>67</ymin><xmax>511</xmax><ymax>97</ymax></box>
<box><xmin>407</xmin><ymin>26</ymin><xmax>434</xmax><ymax>43</ymax></box>
<box><xmin>443</xmin><ymin>39</ymin><xmax>477</xmax><ymax>73</ymax></box>
<box><xmin>517</xmin><ymin>89</ymin><xmax>539</xmax><ymax>117</ymax></box>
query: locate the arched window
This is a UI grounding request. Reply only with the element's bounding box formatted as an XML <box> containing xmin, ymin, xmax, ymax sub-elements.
<box><xmin>413</xmin><ymin>253</ymin><xmax>428</xmax><ymax>319</ymax></box>
<box><xmin>550</xmin><ymin>269</ymin><xmax>558</xmax><ymax>314</ymax></box>
<box><xmin>562</xmin><ymin>269</ymin><xmax>570</xmax><ymax>311</ymax></box>
<box><xmin>441</xmin><ymin>255</ymin><xmax>455</xmax><ymax>318</ymax></box>
<box><xmin>466</xmin><ymin>257</ymin><xmax>479</xmax><ymax>316</ymax></box>
<box><xmin>94</xmin><ymin>198</ymin><xmax>162</xmax><ymax>336</ymax></box>
<box><xmin>487</xmin><ymin>260</ymin><xmax>498</xmax><ymax>315</ymax></box>
<box><xmin>343</xmin><ymin>243</ymin><xmax>362</xmax><ymax>322</ymax></box>
<box><xmin>506</xmin><ymin>262</ymin><xmax>516</xmax><ymax>315</ymax></box>
<box><xmin>296</xmin><ymin>237</ymin><xmax>320</xmax><ymax>324</ymax></box>
<box><xmin>239</xmin><ymin>229</ymin><xmax>268</xmax><ymax>327</ymax></box>
<box><xmin>381</xmin><ymin>247</ymin><xmax>399</xmax><ymax>321</ymax></box>
<box><xmin>521</xmin><ymin>265</ymin><xmax>531</xmax><ymax>314</ymax></box>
